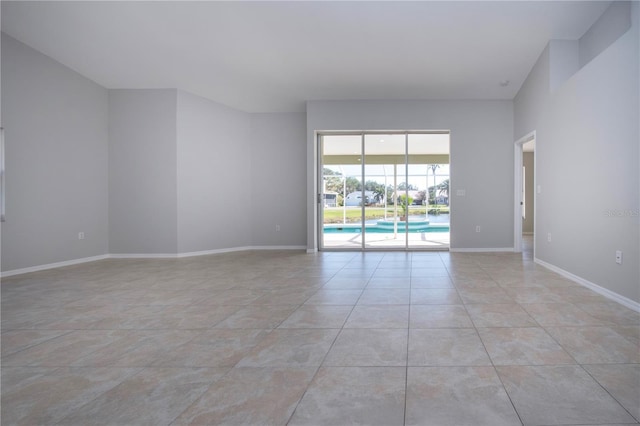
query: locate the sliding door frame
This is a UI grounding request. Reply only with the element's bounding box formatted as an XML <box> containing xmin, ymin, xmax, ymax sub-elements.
<box><xmin>318</xmin><ymin>130</ymin><xmax>449</xmax><ymax>251</ymax></box>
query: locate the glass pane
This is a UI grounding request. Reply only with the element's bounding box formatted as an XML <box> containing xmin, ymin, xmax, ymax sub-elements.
<box><xmin>407</xmin><ymin>133</ymin><xmax>450</xmax><ymax>249</ymax></box>
<box><xmin>321</xmin><ymin>135</ymin><xmax>363</xmax><ymax>249</ymax></box>
<box><xmin>363</xmin><ymin>134</ymin><xmax>407</xmax><ymax>249</ymax></box>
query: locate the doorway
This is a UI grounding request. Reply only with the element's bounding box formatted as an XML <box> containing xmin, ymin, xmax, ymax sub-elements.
<box><xmin>319</xmin><ymin>131</ymin><xmax>450</xmax><ymax>251</ymax></box>
<box><xmin>514</xmin><ymin>131</ymin><xmax>536</xmax><ymax>255</ymax></box>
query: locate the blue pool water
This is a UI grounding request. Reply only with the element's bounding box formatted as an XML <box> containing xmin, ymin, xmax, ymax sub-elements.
<box><xmin>324</xmin><ymin>219</ymin><xmax>449</xmax><ymax>234</ymax></box>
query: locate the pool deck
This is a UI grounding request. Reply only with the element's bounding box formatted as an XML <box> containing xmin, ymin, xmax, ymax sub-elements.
<box><xmin>322</xmin><ymin>231</ymin><xmax>450</xmax><ymax>249</ymax></box>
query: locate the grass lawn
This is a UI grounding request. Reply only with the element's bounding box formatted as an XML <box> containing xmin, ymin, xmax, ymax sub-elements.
<box><xmin>323</xmin><ymin>206</ymin><xmax>449</xmax><ymax>223</ymax></box>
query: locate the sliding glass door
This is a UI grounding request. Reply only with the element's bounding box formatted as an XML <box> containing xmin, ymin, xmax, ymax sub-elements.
<box><xmin>407</xmin><ymin>133</ymin><xmax>450</xmax><ymax>249</ymax></box>
<box><xmin>363</xmin><ymin>134</ymin><xmax>407</xmax><ymax>249</ymax></box>
<box><xmin>320</xmin><ymin>132</ymin><xmax>449</xmax><ymax>250</ymax></box>
<box><xmin>321</xmin><ymin>135</ymin><xmax>363</xmax><ymax>249</ymax></box>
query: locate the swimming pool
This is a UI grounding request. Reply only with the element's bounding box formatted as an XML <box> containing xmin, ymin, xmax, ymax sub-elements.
<box><xmin>324</xmin><ymin>219</ymin><xmax>449</xmax><ymax>234</ymax></box>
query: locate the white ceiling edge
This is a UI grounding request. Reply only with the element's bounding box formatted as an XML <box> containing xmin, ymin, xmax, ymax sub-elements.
<box><xmin>1</xmin><ymin>1</ymin><xmax>613</xmax><ymax>113</ymax></box>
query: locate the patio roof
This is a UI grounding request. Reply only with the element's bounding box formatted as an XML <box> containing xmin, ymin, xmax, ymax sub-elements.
<box><xmin>322</xmin><ymin>133</ymin><xmax>450</xmax><ymax>165</ymax></box>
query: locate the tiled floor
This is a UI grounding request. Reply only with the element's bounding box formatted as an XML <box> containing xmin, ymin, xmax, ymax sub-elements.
<box><xmin>2</xmin><ymin>241</ymin><xmax>639</xmax><ymax>425</ymax></box>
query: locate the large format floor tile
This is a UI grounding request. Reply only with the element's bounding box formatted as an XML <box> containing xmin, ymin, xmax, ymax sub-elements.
<box><xmin>466</xmin><ymin>303</ymin><xmax>538</xmax><ymax>327</ymax></box>
<box><xmin>408</xmin><ymin>328</ymin><xmax>491</xmax><ymax>366</ymax></box>
<box><xmin>173</xmin><ymin>367</ymin><xmax>316</xmax><ymax>425</ymax></box>
<box><xmin>520</xmin><ymin>302</ymin><xmax>610</xmax><ymax>326</ymax></box>
<box><xmin>278</xmin><ymin>304</ymin><xmax>353</xmax><ymax>329</ymax></box>
<box><xmin>545</xmin><ymin>326</ymin><xmax>640</xmax><ymax>364</ymax></box>
<box><xmin>2</xmin><ymin>330</ymin><xmax>135</xmax><ymax>367</ymax></box>
<box><xmin>583</xmin><ymin>364</ymin><xmax>640</xmax><ymax>421</ymax></box>
<box><xmin>324</xmin><ymin>329</ymin><xmax>408</xmax><ymax>366</ymax></box>
<box><xmin>477</xmin><ymin>327</ymin><xmax>576</xmax><ymax>366</ymax></box>
<box><xmin>410</xmin><ymin>304</ymin><xmax>474</xmax><ymax>328</ymax></box>
<box><xmin>213</xmin><ymin>304</ymin><xmax>299</xmax><ymax>329</ymax></box>
<box><xmin>1</xmin><ymin>245</ymin><xmax>638</xmax><ymax>425</ymax></box>
<box><xmin>236</xmin><ymin>328</ymin><xmax>339</xmax><ymax>367</ymax></box>
<box><xmin>57</xmin><ymin>367</ymin><xmax>228</xmax><ymax>425</ymax></box>
<box><xmin>497</xmin><ymin>365</ymin><xmax>637</xmax><ymax>425</ymax></box>
<box><xmin>405</xmin><ymin>366</ymin><xmax>521</xmax><ymax>426</ymax></box>
<box><xmin>152</xmin><ymin>329</ymin><xmax>270</xmax><ymax>367</ymax></box>
<box><xmin>343</xmin><ymin>305</ymin><xmax>410</xmax><ymax>328</ymax></box>
<box><xmin>358</xmin><ymin>288</ymin><xmax>411</xmax><ymax>305</ymax></box>
<box><xmin>288</xmin><ymin>366</ymin><xmax>406</xmax><ymax>425</ymax></box>
<box><xmin>0</xmin><ymin>367</ymin><xmax>141</xmax><ymax>425</ymax></box>
<box><xmin>1</xmin><ymin>329</ymin><xmax>73</xmax><ymax>357</ymax></box>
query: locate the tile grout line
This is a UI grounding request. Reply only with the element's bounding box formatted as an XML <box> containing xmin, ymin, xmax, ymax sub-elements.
<box><xmin>404</xmin><ymin>251</ymin><xmax>414</xmax><ymax>426</ymax></box>
<box><xmin>456</xmin><ymin>259</ymin><xmax>526</xmax><ymax>426</ymax></box>
<box><xmin>283</xmin><ymin>254</ymin><xmax>372</xmax><ymax>425</ymax></box>
<box><xmin>580</xmin><ymin>364</ymin><xmax>640</xmax><ymax>424</ymax></box>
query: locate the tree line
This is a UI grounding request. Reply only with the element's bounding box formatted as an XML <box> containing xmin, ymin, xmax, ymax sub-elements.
<box><xmin>323</xmin><ymin>168</ymin><xmax>449</xmax><ymax>207</ymax></box>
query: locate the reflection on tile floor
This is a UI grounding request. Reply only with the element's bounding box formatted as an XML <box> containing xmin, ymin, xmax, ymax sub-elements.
<box><xmin>2</xmin><ymin>241</ymin><xmax>639</xmax><ymax>425</ymax></box>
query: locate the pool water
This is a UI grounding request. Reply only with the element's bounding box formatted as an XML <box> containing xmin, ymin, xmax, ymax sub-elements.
<box><xmin>324</xmin><ymin>219</ymin><xmax>449</xmax><ymax>234</ymax></box>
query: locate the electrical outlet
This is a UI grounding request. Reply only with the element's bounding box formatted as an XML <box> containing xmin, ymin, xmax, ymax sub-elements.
<box><xmin>616</xmin><ymin>250</ymin><xmax>623</xmax><ymax>264</ymax></box>
<box><xmin>547</xmin><ymin>233</ymin><xmax>552</xmax><ymax>242</ymax></box>
<box><xmin>78</xmin><ymin>232</ymin><xmax>85</xmax><ymax>240</ymax></box>
<box><xmin>475</xmin><ymin>226</ymin><xmax>481</xmax><ymax>233</ymax></box>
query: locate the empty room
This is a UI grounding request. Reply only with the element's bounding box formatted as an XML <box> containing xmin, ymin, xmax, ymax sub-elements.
<box><xmin>1</xmin><ymin>1</ymin><xmax>639</xmax><ymax>425</ymax></box>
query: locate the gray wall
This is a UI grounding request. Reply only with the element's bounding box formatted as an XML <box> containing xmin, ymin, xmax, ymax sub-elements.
<box><xmin>522</xmin><ymin>152</ymin><xmax>534</xmax><ymax>234</ymax></box>
<box><xmin>549</xmin><ymin>40</ymin><xmax>579</xmax><ymax>92</ymax></box>
<box><xmin>306</xmin><ymin>100</ymin><xmax>514</xmax><ymax>251</ymax></box>
<box><xmin>514</xmin><ymin>45</ymin><xmax>550</xmax><ymax>140</ymax></box>
<box><xmin>0</xmin><ymin>34</ymin><xmax>307</xmax><ymax>267</ymax></box>
<box><xmin>176</xmin><ymin>90</ymin><xmax>252</xmax><ymax>253</ymax></box>
<box><xmin>176</xmin><ymin>92</ymin><xmax>307</xmax><ymax>251</ymax></box>
<box><xmin>514</xmin><ymin>3</ymin><xmax>639</xmax><ymax>303</ymax></box>
<box><xmin>1</xmin><ymin>34</ymin><xmax>109</xmax><ymax>271</ymax></box>
<box><xmin>579</xmin><ymin>1</ymin><xmax>631</xmax><ymax>68</ymax></box>
<box><xmin>108</xmin><ymin>89</ymin><xmax>178</xmax><ymax>254</ymax></box>
<box><xmin>250</xmin><ymin>112</ymin><xmax>307</xmax><ymax>247</ymax></box>
<box><xmin>110</xmin><ymin>90</ymin><xmax>306</xmax><ymax>255</ymax></box>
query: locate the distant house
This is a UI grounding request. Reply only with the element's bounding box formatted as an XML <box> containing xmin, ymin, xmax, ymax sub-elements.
<box><xmin>395</xmin><ymin>190</ymin><xmax>423</xmax><ymax>205</ymax></box>
<box><xmin>397</xmin><ymin>189</ymin><xmax>448</xmax><ymax>205</ymax></box>
<box><xmin>323</xmin><ymin>192</ymin><xmax>338</xmax><ymax>207</ymax></box>
<box><xmin>429</xmin><ymin>190</ymin><xmax>449</xmax><ymax>205</ymax></box>
<box><xmin>344</xmin><ymin>190</ymin><xmax>378</xmax><ymax>207</ymax></box>
<box><xmin>434</xmin><ymin>194</ymin><xmax>449</xmax><ymax>205</ymax></box>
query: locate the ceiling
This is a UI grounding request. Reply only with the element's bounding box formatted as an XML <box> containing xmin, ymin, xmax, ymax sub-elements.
<box><xmin>2</xmin><ymin>1</ymin><xmax>612</xmax><ymax>113</ymax></box>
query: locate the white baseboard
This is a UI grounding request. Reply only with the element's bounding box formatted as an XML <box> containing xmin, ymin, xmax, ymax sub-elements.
<box><xmin>109</xmin><ymin>253</ymin><xmax>178</xmax><ymax>259</ymax></box>
<box><xmin>306</xmin><ymin>248</ymin><xmax>318</xmax><ymax>254</ymax></box>
<box><xmin>523</xmin><ymin>232</ymin><xmax>534</xmax><ymax>235</ymax></box>
<box><xmin>449</xmin><ymin>247</ymin><xmax>514</xmax><ymax>253</ymax></box>
<box><xmin>248</xmin><ymin>245</ymin><xmax>307</xmax><ymax>251</ymax></box>
<box><xmin>535</xmin><ymin>257</ymin><xmax>640</xmax><ymax>313</ymax></box>
<box><xmin>175</xmin><ymin>246</ymin><xmax>251</xmax><ymax>258</ymax></box>
<box><xmin>1</xmin><ymin>255</ymin><xmax>110</xmax><ymax>278</ymax></box>
<box><xmin>106</xmin><ymin>245</ymin><xmax>306</xmax><ymax>259</ymax></box>
<box><xmin>1</xmin><ymin>246</ymin><xmax>307</xmax><ymax>277</ymax></box>
<box><xmin>177</xmin><ymin>245</ymin><xmax>305</xmax><ymax>258</ymax></box>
